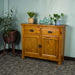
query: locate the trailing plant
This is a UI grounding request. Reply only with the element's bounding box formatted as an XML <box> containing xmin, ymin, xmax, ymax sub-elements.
<box><xmin>49</xmin><ymin>13</ymin><xmax>64</xmax><ymax>24</ymax></box>
<box><xmin>27</xmin><ymin>11</ymin><xmax>35</xmax><ymax>18</ymax></box>
<box><xmin>0</xmin><ymin>9</ymin><xmax>14</xmax><ymax>36</ymax></box>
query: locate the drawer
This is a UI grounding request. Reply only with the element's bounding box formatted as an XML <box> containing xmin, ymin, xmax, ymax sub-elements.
<box><xmin>24</xmin><ymin>26</ymin><xmax>40</xmax><ymax>34</ymax></box>
<box><xmin>42</xmin><ymin>28</ymin><xmax>60</xmax><ymax>36</ymax></box>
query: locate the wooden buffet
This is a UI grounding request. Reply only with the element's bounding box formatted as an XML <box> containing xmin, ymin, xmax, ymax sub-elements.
<box><xmin>21</xmin><ymin>23</ymin><xmax>66</xmax><ymax>65</ymax></box>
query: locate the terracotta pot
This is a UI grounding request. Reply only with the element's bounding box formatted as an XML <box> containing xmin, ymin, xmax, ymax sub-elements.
<box><xmin>28</xmin><ymin>18</ymin><xmax>34</xmax><ymax>24</ymax></box>
<box><xmin>3</xmin><ymin>30</ymin><xmax>17</xmax><ymax>44</ymax></box>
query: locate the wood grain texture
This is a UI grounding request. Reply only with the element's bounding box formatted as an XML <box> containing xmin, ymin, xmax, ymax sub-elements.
<box><xmin>21</xmin><ymin>23</ymin><xmax>66</xmax><ymax>65</ymax></box>
<box><xmin>42</xmin><ymin>36</ymin><xmax>58</xmax><ymax>58</ymax></box>
<box><xmin>23</xmin><ymin>35</ymin><xmax>40</xmax><ymax>57</ymax></box>
<box><xmin>42</xmin><ymin>28</ymin><xmax>60</xmax><ymax>36</ymax></box>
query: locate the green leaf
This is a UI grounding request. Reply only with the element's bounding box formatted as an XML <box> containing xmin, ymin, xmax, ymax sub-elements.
<box><xmin>27</xmin><ymin>12</ymin><xmax>35</xmax><ymax>18</ymax></box>
<box><xmin>49</xmin><ymin>14</ymin><xmax>51</xmax><ymax>17</ymax></box>
<box><xmin>54</xmin><ymin>19</ymin><xmax>57</xmax><ymax>23</ymax></box>
<box><xmin>50</xmin><ymin>17</ymin><xmax>53</xmax><ymax>20</ymax></box>
<box><xmin>10</xmin><ymin>9</ymin><xmax>13</xmax><ymax>13</ymax></box>
<box><xmin>61</xmin><ymin>13</ymin><xmax>64</xmax><ymax>16</ymax></box>
<box><xmin>54</xmin><ymin>14</ymin><xmax>58</xmax><ymax>17</ymax></box>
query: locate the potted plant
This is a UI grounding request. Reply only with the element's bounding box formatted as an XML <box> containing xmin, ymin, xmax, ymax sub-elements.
<box><xmin>27</xmin><ymin>11</ymin><xmax>35</xmax><ymax>24</ymax></box>
<box><xmin>49</xmin><ymin>13</ymin><xmax>64</xmax><ymax>25</ymax></box>
<box><xmin>0</xmin><ymin>9</ymin><xmax>17</xmax><ymax>44</ymax></box>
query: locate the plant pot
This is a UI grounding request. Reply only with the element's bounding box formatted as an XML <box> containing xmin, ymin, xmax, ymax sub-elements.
<box><xmin>28</xmin><ymin>18</ymin><xmax>34</xmax><ymax>24</ymax></box>
<box><xmin>3</xmin><ymin>30</ymin><xmax>17</xmax><ymax>43</ymax></box>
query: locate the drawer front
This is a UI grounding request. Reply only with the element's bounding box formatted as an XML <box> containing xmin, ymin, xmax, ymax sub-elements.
<box><xmin>42</xmin><ymin>28</ymin><xmax>60</xmax><ymax>36</ymax></box>
<box><xmin>24</xmin><ymin>26</ymin><xmax>40</xmax><ymax>34</ymax></box>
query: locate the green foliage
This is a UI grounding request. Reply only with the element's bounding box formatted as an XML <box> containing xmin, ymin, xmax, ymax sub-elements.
<box><xmin>0</xmin><ymin>9</ymin><xmax>14</xmax><ymax>36</ymax></box>
<box><xmin>61</xmin><ymin>13</ymin><xmax>64</xmax><ymax>16</ymax></box>
<box><xmin>0</xmin><ymin>17</ymin><xmax>3</xmax><ymax>24</ymax></box>
<box><xmin>49</xmin><ymin>13</ymin><xmax>64</xmax><ymax>24</ymax></box>
<box><xmin>27</xmin><ymin>11</ymin><xmax>35</xmax><ymax>18</ymax></box>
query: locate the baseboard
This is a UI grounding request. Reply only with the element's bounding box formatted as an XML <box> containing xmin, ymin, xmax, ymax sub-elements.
<box><xmin>0</xmin><ymin>50</ymin><xmax>3</xmax><ymax>54</ymax></box>
<box><xmin>0</xmin><ymin>48</ymin><xmax>22</xmax><ymax>54</ymax></box>
<box><xmin>0</xmin><ymin>49</ymin><xmax>75</xmax><ymax>61</ymax></box>
<box><xmin>64</xmin><ymin>56</ymin><xmax>75</xmax><ymax>61</ymax></box>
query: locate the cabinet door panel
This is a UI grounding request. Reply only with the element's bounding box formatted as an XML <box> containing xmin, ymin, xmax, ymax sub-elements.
<box><xmin>24</xmin><ymin>35</ymin><xmax>40</xmax><ymax>57</ymax></box>
<box><xmin>42</xmin><ymin>36</ymin><xmax>59</xmax><ymax>59</ymax></box>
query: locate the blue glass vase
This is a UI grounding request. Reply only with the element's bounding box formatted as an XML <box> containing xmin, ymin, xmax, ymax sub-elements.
<box><xmin>55</xmin><ymin>20</ymin><xmax>61</xmax><ymax>25</ymax></box>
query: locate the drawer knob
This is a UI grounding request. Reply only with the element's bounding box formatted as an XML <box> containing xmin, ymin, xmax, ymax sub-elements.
<box><xmin>48</xmin><ymin>31</ymin><xmax>52</xmax><ymax>33</ymax></box>
<box><xmin>30</xmin><ymin>29</ymin><xmax>34</xmax><ymax>32</ymax></box>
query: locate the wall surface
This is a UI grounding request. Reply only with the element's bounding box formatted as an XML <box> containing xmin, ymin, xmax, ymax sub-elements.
<box><xmin>0</xmin><ymin>0</ymin><xmax>4</xmax><ymax>16</ymax></box>
<box><xmin>0</xmin><ymin>0</ymin><xmax>4</xmax><ymax>50</ymax></box>
<box><xmin>7</xmin><ymin>0</ymin><xmax>75</xmax><ymax>57</ymax></box>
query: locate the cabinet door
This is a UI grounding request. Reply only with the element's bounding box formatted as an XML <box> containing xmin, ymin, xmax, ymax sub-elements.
<box><xmin>24</xmin><ymin>35</ymin><xmax>40</xmax><ymax>57</ymax></box>
<box><xmin>41</xmin><ymin>36</ymin><xmax>59</xmax><ymax>60</ymax></box>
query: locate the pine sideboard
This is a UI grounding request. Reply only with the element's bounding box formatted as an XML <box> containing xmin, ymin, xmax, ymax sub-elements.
<box><xmin>21</xmin><ymin>23</ymin><xmax>66</xmax><ymax>65</ymax></box>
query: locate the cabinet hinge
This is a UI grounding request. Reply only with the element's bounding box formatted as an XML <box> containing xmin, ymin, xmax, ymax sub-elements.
<box><xmin>39</xmin><ymin>45</ymin><xmax>42</xmax><ymax>48</ymax></box>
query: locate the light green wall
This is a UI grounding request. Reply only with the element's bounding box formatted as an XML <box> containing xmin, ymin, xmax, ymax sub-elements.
<box><xmin>0</xmin><ymin>0</ymin><xmax>4</xmax><ymax>16</ymax></box>
<box><xmin>4</xmin><ymin>0</ymin><xmax>75</xmax><ymax>57</ymax></box>
<box><xmin>4</xmin><ymin>0</ymin><xmax>9</xmax><ymax>14</ymax></box>
<box><xmin>0</xmin><ymin>0</ymin><xmax>4</xmax><ymax>50</ymax></box>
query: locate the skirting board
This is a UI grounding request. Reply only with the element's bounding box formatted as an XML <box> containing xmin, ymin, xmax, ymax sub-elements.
<box><xmin>0</xmin><ymin>49</ymin><xmax>75</xmax><ymax>61</ymax></box>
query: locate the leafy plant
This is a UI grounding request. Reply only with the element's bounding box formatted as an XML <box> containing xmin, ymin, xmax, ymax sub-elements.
<box><xmin>0</xmin><ymin>9</ymin><xmax>14</xmax><ymax>36</ymax></box>
<box><xmin>27</xmin><ymin>11</ymin><xmax>35</xmax><ymax>18</ymax></box>
<box><xmin>0</xmin><ymin>18</ymin><xmax>3</xmax><ymax>24</ymax></box>
<box><xmin>49</xmin><ymin>13</ymin><xmax>64</xmax><ymax>24</ymax></box>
